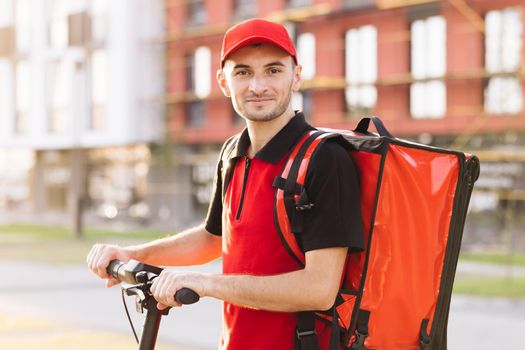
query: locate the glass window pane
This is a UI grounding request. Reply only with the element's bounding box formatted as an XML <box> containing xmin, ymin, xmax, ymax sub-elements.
<box><xmin>410</xmin><ymin>82</ymin><xmax>425</xmax><ymax>119</ymax></box>
<box><xmin>345</xmin><ymin>25</ymin><xmax>377</xmax><ymax>112</ymax></box>
<box><xmin>15</xmin><ymin>60</ymin><xmax>30</xmax><ymax>133</ymax></box>
<box><xmin>486</xmin><ymin>7</ymin><xmax>522</xmax><ymax>73</ymax></box>
<box><xmin>502</xmin><ymin>77</ymin><xmax>523</xmax><ymax>114</ymax></box>
<box><xmin>427</xmin><ymin>80</ymin><xmax>446</xmax><ymax>118</ymax></box>
<box><xmin>297</xmin><ymin>32</ymin><xmax>315</xmax><ymax>80</ymax></box>
<box><xmin>234</xmin><ymin>0</ymin><xmax>257</xmax><ymax>18</ymax></box>
<box><xmin>186</xmin><ymin>101</ymin><xmax>205</xmax><ymax>127</ymax></box>
<box><xmin>292</xmin><ymin>91</ymin><xmax>303</xmax><ymax>111</ymax></box>
<box><xmin>345</xmin><ymin>87</ymin><xmax>359</xmax><ymax>108</ymax></box>
<box><xmin>411</xmin><ymin>16</ymin><xmax>446</xmax><ymax>78</ymax></box>
<box><xmin>485</xmin><ymin>10</ymin><xmax>501</xmax><ymax>73</ymax></box>
<box><xmin>49</xmin><ymin>0</ymin><xmax>69</xmax><ymax>48</ymax></box>
<box><xmin>427</xmin><ymin>16</ymin><xmax>446</xmax><ymax>77</ymax></box>
<box><xmin>360</xmin><ymin>85</ymin><xmax>377</xmax><ymax>109</ymax></box>
<box><xmin>185</xmin><ymin>52</ymin><xmax>195</xmax><ymax>91</ymax></box>
<box><xmin>187</xmin><ymin>0</ymin><xmax>206</xmax><ymax>26</ymax></box>
<box><xmin>411</xmin><ymin>19</ymin><xmax>426</xmax><ymax>79</ymax></box>
<box><xmin>360</xmin><ymin>25</ymin><xmax>377</xmax><ymax>83</ymax></box>
<box><xmin>68</xmin><ymin>0</ymin><xmax>86</xmax><ymax>14</ymax></box>
<box><xmin>286</xmin><ymin>0</ymin><xmax>311</xmax><ymax>7</ymax></box>
<box><xmin>486</xmin><ymin>77</ymin><xmax>523</xmax><ymax>114</ymax></box>
<box><xmin>47</xmin><ymin>60</ymin><xmax>72</xmax><ymax>133</ymax></box>
<box><xmin>91</xmin><ymin>50</ymin><xmax>107</xmax><ymax>129</ymax></box>
<box><xmin>0</xmin><ymin>58</ymin><xmax>13</xmax><ymax>120</ymax></box>
<box><xmin>15</xmin><ymin>0</ymin><xmax>31</xmax><ymax>52</ymax></box>
<box><xmin>92</xmin><ymin>0</ymin><xmax>108</xmax><ymax>43</ymax></box>
<box><xmin>0</xmin><ymin>0</ymin><xmax>13</xmax><ymax>27</ymax></box>
<box><xmin>194</xmin><ymin>46</ymin><xmax>210</xmax><ymax>98</ymax></box>
<box><xmin>345</xmin><ymin>29</ymin><xmax>359</xmax><ymax>83</ymax></box>
<box><xmin>484</xmin><ymin>77</ymin><xmax>501</xmax><ymax>114</ymax></box>
<box><xmin>501</xmin><ymin>8</ymin><xmax>522</xmax><ymax>72</ymax></box>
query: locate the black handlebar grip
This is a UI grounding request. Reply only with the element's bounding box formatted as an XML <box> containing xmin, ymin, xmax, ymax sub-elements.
<box><xmin>175</xmin><ymin>288</ymin><xmax>200</xmax><ymax>305</ymax></box>
<box><xmin>107</xmin><ymin>259</ymin><xmax>123</xmax><ymax>279</ymax></box>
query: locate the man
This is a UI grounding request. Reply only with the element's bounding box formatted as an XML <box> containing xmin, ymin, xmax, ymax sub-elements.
<box><xmin>87</xmin><ymin>18</ymin><xmax>364</xmax><ymax>349</ymax></box>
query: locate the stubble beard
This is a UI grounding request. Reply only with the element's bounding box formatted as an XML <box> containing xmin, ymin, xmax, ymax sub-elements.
<box><xmin>236</xmin><ymin>83</ymin><xmax>294</xmax><ymax>123</ymax></box>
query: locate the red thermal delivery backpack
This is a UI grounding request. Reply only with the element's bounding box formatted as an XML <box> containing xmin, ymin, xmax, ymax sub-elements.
<box><xmin>221</xmin><ymin>117</ymin><xmax>480</xmax><ymax>350</ymax></box>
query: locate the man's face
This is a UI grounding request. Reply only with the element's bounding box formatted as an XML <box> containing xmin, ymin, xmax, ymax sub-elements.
<box><xmin>217</xmin><ymin>44</ymin><xmax>302</xmax><ymax>123</ymax></box>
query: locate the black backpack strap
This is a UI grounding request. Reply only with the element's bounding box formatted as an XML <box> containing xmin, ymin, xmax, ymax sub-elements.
<box><xmin>220</xmin><ymin>134</ymin><xmax>240</xmax><ymax>201</ymax></box>
<box><xmin>295</xmin><ymin>311</ymin><xmax>320</xmax><ymax>350</ymax></box>
<box><xmin>349</xmin><ymin>309</ymin><xmax>370</xmax><ymax>350</ymax></box>
<box><xmin>354</xmin><ymin>117</ymin><xmax>393</xmax><ymax>138</ymax></box>
<box><xmin>419</xmin><ymin>318</ymin><xmax>431</xmax><ymax>350</ymax></box>
<box><xmin>275</xmin><ymin>130</ymin><xmax>338</xmax><ymax>234</ymax></box>
<box><xmin>329</xmin><ymin>302</ymin><xmax>342</xmax><ymax>350</ymax></box>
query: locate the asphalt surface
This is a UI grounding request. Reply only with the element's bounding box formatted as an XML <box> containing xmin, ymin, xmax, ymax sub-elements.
<box><xmin>0</xmin><ymin>260</ymin><xmax>524</xmax><ymax>349</ymax></box>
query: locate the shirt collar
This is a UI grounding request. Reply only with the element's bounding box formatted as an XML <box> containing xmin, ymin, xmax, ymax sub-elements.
<box><xmin>231</xmin><ymin>112</ymin><xmax>313</xmax><ymax>164</ymax></box>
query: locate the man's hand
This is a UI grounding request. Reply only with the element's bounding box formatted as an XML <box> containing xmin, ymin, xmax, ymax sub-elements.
<box><xmin>150</xmin><ymin>270</ymin><xmax>209</xmax><ymax>310</ymax></box>
<box><xmin>86</xmin><ymin>243</ymin><xmax>133</xmax><ymax>288</ymax></box>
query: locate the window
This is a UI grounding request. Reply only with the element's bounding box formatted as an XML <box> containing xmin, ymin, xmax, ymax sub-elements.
<box><xmin>285</xmin><ymin>0</ymin><xmax>311</xmax><ymax>8</ymax></box>
<box><xmin>484</xmin><ymin>7</ymin><xmax>523</xmax><ymax>115</ymax></box>
<box><xmin>345</xmin><ymin>25</ymin><xmax>377</xmax><ymax>116</ymax></box>
<box><xmin>15</xmin><ymin>60</ymin><xmax>30</xmax><ymax>134</ymax></box>
<box><xmin>342</xmin><ymin>0</ymin><xmax>374</xmax><ymax>10</ymax></box>
<box><xmin>232</xmin><ymin>105</ymin><xmax>244</xmax><ymax>125</ymax></box>
<box><xmin>91</xmin><ymin>50</ymin><xmax>107</xmax><ymax>130</ymax></box>
<box><xmin>0</xmin><ymin>0</ymin><xmax>12</xmax><ymax>27</ymax></box>
<box><xmin>297</xmin><ymin>32</ymin><xmax>316</xmax><ymax>80</ymax></box>
<box><xmin>186</xmin><ymin>101</ymin><xmax>205</xmax><ymax>128</ymax></box>
<box><xmin>234</xmin><ymin>0</ymin><xmax>257</xmax><ymax>19</ymax></box>
<box><xmin>47</xmin><ymin>60</ymin><xmax>72</xmax><ymax>133</ymax></box>
<box><xmin>185</xmin><ymin>52</ymin><xmax>195</xmax><ymax>91</ymax></box>
<box><xmin>194</xmin><ymin>47</ymin><xmax>211</xmax><ymax>99</ymax></box>
<box><xmin>181</xmin><ymin>49</ymin><xmax>211</xmax><ymax>128</ymax></box>
<box><xmin>187</xmin><ymin>0</ymin><xmax>206</xmax><ymax>27</ymax></box>
<box><xmin>91</xmin><ymin>0</ymin><xmax>108</xmax><ymax>44</ymax></box>
<box><xmin>15</xmin><ymin>0</ymin><xmax>31</xmax><ymax>52</ymax></box>
<box><xmin>292</xmin><ymin>91</ymin><xmax>312</xmax><ymax>119</ymax></box>
<box><xmin>0</xmin><ymin>59</ymin><xmax>13</xmax><ymax>123</ymax></box>
<box><xmin>410</xmin><ymin>16</ymin><xmax>446</xmax><ymax>119</ymax></box>
<box><xmin>48</xmin><ymin>0</ymin><xmax>69</xmax><ymax>49</ymax></box>
<box><xmin>186</xmin><ymin>47</ymin><xmax>211</xmax><ymax>98</ymax></box>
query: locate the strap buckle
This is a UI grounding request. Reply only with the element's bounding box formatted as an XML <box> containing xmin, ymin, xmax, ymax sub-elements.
<box><xmin>350</xmin><ymin>330</ymin><xmax>368</xmax><ymax>350</ymax></box>
<box><xmin>296</xmin><ymin>329</ymin><xmax>317</xmax><ymax>339</ymax></box>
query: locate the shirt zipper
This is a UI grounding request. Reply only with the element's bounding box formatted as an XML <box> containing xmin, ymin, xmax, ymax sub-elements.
<box><xmin>235</xmin><ymin>157</ymin><xmax>251</xmax><ymax>220</ymax></box>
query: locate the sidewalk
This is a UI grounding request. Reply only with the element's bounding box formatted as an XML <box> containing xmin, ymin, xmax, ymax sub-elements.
<box><xmin>0</xmin><ymin>312</ymin><xmax>185</xmax><ymax>350</ymax></box>
<box><xmin>456</xmin><ymin>260</ymin><xmax>525</xmax><ymax>277</ymax></box>
<box><xmin>0</xmin><ymin>260</ymin><xmax>222</xmax><ymax>350</ymax></box>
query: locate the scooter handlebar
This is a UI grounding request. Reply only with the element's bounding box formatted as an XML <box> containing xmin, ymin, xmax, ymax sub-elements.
<box><xmin>106</xmin><ymin>259</ymin><xmax>200</xmax><ymax>305</ymax></box>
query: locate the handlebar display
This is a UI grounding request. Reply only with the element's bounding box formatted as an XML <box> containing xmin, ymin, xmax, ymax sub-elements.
<box><xmin>107</xmin><ymin>259</ymin><xmax>200</xmax><ymax>305</ymax></box>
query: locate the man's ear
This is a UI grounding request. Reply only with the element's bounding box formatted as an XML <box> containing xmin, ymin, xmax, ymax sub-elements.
<box><xmin>216</xmin><ymin>69</ymin><xmax>231</xmax><ymax>97</ymax></box>
<box><xmin>292</xmin><ymin>64</ymin><xmax>302</xmax><ymax>92</ymax></box>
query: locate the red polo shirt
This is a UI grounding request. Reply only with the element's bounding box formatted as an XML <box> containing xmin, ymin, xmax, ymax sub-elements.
<box><xmin>206</xmin><ymin>113</ymin><xmax>364</xmax><ymax>349</ymax></box>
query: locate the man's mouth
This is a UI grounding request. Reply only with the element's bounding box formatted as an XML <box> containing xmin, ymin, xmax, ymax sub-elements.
<box><xmin>245</xmin><ymin>97</ymin><xmax>275</xmax><ymax>103</ymax></box>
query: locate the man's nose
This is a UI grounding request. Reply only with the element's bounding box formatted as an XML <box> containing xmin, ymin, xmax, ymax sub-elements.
<box><xmin>248</xmin><ymin>75</ymin><xmax>268</xmax><ymax>95</ymax></box>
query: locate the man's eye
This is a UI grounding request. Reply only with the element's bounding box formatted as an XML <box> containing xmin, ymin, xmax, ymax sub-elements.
<box><xmin>268</xmin><ymin>68</ymin><xmax>281</xmax><ymax>74</ymax></box>
<box><xmin>235</xmin><ymin>70</ymin><xmax>250</xmax><ymax>76</ymax></box>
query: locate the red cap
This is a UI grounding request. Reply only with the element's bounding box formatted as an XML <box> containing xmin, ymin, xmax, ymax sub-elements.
<box><xmin>220</xmin><ymin>18</ymin><xmax>297</xmax><ymax>67</ymax></box>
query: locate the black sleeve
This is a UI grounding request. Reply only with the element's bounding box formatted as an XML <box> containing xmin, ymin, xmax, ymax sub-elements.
<box><xmin>204</xmin><ymin>154</ymin><xmax>223</xmax><ymax>236</ymax></box>
<box><xmin>299</xmin><ymin>140</ymin><xmax>365</xmax><ymax>253</ymax></box>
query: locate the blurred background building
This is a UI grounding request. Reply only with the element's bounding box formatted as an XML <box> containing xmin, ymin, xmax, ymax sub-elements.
<box><xmin>0</xmin><ymin>0</ymin><xmax>523</xmax><ymax>249</ymax></box>
<box><xmin>0</xmin><ymin>0</ymin><xmax>165</xmax><ymax>233</ymax></box>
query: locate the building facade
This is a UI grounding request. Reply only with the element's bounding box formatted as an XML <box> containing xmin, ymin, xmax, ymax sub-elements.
<box><xmin>166</xmin><ymin>0</ymin><xmax>525</xmax><ymax>247</ymax></box>
<box><xmin>0</xmin><ymin>0</ymin><xmax>165</xmax><ymax>232</ymax></box>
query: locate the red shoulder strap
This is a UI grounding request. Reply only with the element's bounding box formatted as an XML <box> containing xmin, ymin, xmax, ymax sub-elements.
<box><xmin>274</xmin><ymin>131</ymin><xmax>336</xmax><ymax>266</ymax></box>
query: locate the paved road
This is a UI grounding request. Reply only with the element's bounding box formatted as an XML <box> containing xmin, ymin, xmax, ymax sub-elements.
<box><xmin>0</xmin><ymin>260</ymin><xmax>524</xmax><ymax>349</ymax></box>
